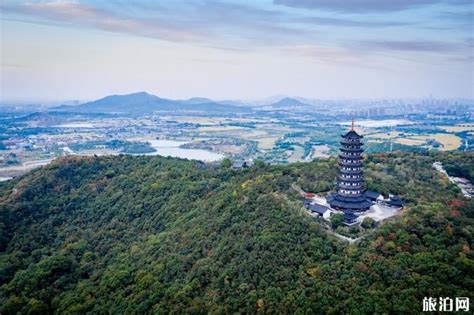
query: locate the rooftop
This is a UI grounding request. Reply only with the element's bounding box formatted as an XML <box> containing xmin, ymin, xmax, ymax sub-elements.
<box><xmin>308</xmin><ymin>203</ymin><xmax>330</xmax><ymax>215</ymax></box>
<box><xmin>342</xmin><ymin>130</ymin><xmax>363</xmax><ymax>139</ymax></box>
<box><xmin>365</xmin><ymin>190</ymin><xmax>382</xmax><ymax>199</ymax></box>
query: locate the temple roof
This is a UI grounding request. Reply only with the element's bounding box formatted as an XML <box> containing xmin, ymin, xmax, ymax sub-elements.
<box><xmin>365</xmin><ymin>190</ymin><xmax>382</xmax><ymax>199</ymax></box>
<box><xmin>327</xmin><ymin>193</ymin><xmax>372</xmax><ymax>210</ymax></box>
<box><xmin>387</xmin><ymin>195</ymin><xmax>404</xmax><ymax>207</ymax></box>
<box><xmin>344</xmin><ymin>213</ymin><xmax>358</xmax><ymax>220</ymax></box>
<box><xmin>308</xmin><ymin>203</ymin><xmax>330</xmax><ymax>215</ymax></box>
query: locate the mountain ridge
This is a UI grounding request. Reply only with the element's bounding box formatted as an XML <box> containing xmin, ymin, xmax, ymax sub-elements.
<box><xmin>50</xmin><ymin>92</ymin><xmax>251</xmax><ymax>114</ymax></box>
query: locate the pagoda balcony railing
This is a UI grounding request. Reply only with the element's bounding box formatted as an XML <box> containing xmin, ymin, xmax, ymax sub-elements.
<box><xmin>340</xmin><ymin>167</ymin><xmax>363</xmax><ymax>172</ymax></box>
<box><xmin>338</xmin><ymin>171</ymin><xmax>364</xmax><ymax>179</ymax></box>
<box><xmin>337</xmin><ymin>179</ymin><xmax>363</xmax><ymax>187</ymax></box>
<box><xmin>338</xmin><ymin>159</ymin><xmax>362</xmax><ymax>163</ymax></box>
<box><xmin>338</xmin><ymin>183</ymin><xmax>363</xmax><ymax>189</ymax></box>
<box><xmin>339</xmin><ymin>156</ymin><xmax>363</xmax><ymax>162</ymax></box>
<box><xmin>338</xmin><ymin>190</ymin><xmax>363</xmax><ymax>196</ymax></box>
<box><xmin>337</xmin><ymin>179</ymin><xmax>364</xmax><ymax>188</ymax></box>
<box><xmin>340</xmin><ymin>166</ymin><xmax>363</xmax><ymax>171</ymax></box>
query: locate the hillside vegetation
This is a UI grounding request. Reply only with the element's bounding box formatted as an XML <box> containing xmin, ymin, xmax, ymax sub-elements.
<box><xmin>0</xmin><ymin>152</ymin><xmax>473</xmax><ymax>313</ymax></box>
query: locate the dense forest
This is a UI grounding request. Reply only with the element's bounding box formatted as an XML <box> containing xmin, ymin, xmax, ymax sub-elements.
<box><xmin>0</xmin><ymin>152</ymin><xmax>473</xmax><ymax>313</ymax></box>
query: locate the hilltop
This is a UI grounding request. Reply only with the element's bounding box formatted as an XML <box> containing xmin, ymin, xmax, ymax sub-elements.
<box><xmin>50</xmin><ymin>92</ymin><xmax>251</xmax><ymax>114</ymax></box>
<box><xmin>0</xmin><ymin>152</ymin><xmax>473</xmax><ymax>313</ymax></box>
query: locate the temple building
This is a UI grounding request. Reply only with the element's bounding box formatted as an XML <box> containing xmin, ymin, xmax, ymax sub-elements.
<box><xmin>304</xmin><ymin>121</ymin><xmax>404</xmax><ymax>226</ymax></box>
<box><xmin>327</xmin><ymin>120</ymin><xmax>371</xmax><ymax>223</ymax></box>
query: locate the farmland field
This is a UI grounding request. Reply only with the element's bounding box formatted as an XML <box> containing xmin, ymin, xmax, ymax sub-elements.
<box><xmin>412</xmin><ymin>133</ymin><xmax>462</xmax><ymax>151</ymax></box>
<box><xmin>366</xmin><ymin>131</ymin><xmax>401</xmax><ymax>139</ymax></box>
<box><xmin>257</xmin><ymin>137</ymin><xmax>281</xmax><ymax>150</ymax></box>
<box><xmin>438</xmin><ymin>124</ymin><xmax>474</xmax><ymax>133</ymax></box>
<box><xmin>395</xmin><ymin>138</ymin><xmax>426</xmax><ymax>146</ymax></box>
<box><xmin>288</xmin><ymin>145</ymin><xmax>305</xmax><ymax>162</ymax></box>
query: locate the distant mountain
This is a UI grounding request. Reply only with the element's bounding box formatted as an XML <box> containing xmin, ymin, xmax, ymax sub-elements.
<box><xmin>13</xmin><ymin>111</ymin><xmax>109</xmax><ymax>126</ymax></box>
<box><xmin>271</xmin><ymin>97</ymin><xmax>309</xmax><ymax>108</ymax></box>
<box><xmin>15</xmin><ymin>112</ymin><xmax>65</xmax><ymax>126</ymax></box>
<box><xmin>50</xmin><ymin>92</ymin><xmax>251</xmax><ymax>114</ymax></box>
<box><xmin>257</xmin><ymin>97</ymin><xmax>315</xmax><ymax>111</ymax></box>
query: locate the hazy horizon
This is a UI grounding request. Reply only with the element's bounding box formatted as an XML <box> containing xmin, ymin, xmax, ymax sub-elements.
<box><xmin>1</xmin><ymin>0</ymin><xmax>473</xmax><ymax>102</ymax></box>
<box><xmin>2</xmin><ymin>91</ymin><xmax>474</xmax><ymax>107</ymax></box>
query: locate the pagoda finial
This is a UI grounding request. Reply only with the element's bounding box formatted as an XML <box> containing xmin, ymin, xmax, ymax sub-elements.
<box><xmin>351</xmin><ymin>117</ymin><xmax>355</xmax><ymax>131</ymax></box>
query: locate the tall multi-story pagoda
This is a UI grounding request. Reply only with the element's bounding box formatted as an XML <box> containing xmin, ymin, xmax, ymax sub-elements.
<box><xmin>328</xmin><ymin>120</ymin><xmax>371</xmax><ymax>216</ymax></box>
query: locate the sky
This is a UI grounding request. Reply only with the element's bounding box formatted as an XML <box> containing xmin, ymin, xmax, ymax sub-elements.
<box><xmin>0</xmin><ymin>0</ymin><xmax>473</xmax><ymax>102</ymax></box>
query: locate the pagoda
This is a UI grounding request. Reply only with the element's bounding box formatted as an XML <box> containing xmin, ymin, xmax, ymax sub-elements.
<box><xmin>328</xmin><ymin>120</ymin><xmax>371</xmax><ymax>220</ymax></box>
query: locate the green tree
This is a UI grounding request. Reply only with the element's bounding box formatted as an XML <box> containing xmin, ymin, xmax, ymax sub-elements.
<box><xmin>361</xmin><ymin>217</ymin><xmax>376</xmax><ymax>229</ymax></box>
<box><xmin>330</xmin><ymin>213</ymin><xmax>344</xmax><ymax>229</ymax></box>
<box><xmin>220</xmin><ymin>158</ymin><xmax>232</xmax><ymax>169</ymax></box>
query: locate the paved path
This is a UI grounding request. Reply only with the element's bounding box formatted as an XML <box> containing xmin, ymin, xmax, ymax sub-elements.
<box><xmin>433</xmin><ymin>161</ymin><xmax>471</xmax><ymax>198</ymax></box>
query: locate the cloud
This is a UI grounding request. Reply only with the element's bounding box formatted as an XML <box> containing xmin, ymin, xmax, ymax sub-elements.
<box><xmin>281</xmin><ymin>44</ymin><xmax>396</xmax><ymax>72</ymax></box>
<box><xmin>1</xmin><ymin>0</ymin><xmax>471</xmax><ymax>68</ymax></box>
<box><xmin>0</xmin><ymin>2</ymin><xmax>207</xmax><ymax>42</ymax></box>
<box><xmin>0</xmin><ymin>0</ymin><xmax>413</xmax><ymax>49</ymax></box>
<box><xmin>274</xmin><ymin>0</ymin><xmax>472</xmax><ymax>12</ymax></box>
<box><xmin>300</xmin><ymin>16</ymin><xmax>410</xmax><ymax>28</ymax></box>
<box><xmin>344</xmin><ymin>38</ymin><xmax>474</xmax><ymax>65</ymax></box>
<box><xmin>351</xmin><ymin>40</ymin><xmax>459</xmax><ymax>52</ymax></box>
<box><xmin>1</xmin><ymin>1</ymin><xmax>313</xmax><ymax>50</ymax></box>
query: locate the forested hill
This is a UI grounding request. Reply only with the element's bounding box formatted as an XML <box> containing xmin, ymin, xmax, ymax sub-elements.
<box><xmin>0</xmin><ymin>153</ymin><xmax>473</xmax><ymax>314</ymax></box>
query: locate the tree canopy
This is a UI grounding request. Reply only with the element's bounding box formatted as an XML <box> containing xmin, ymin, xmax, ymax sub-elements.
<box><xmin>0</xmin><ymin>152</ymin><xmax>473</xmax><ymax>313</ymax></box>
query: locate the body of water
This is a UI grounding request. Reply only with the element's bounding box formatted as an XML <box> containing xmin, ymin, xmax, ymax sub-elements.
<box><xmin>146</xmin><ymin>139</ymin><xmax>224</xmax><ymax>162</ymax></box>
<box><xmin>339</xmin><ymin>119</ymin><xmax>414</xmax><ymax>128</ymax></box>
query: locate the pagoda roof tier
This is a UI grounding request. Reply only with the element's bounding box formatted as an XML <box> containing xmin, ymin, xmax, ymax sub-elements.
<box><xmin>342</xmin><ymin>130</ymin><xmax>363</xmax><ymax>139</ymax></box>
<box><xmin>340</xmin><ymin>147</ymin><xmax>363</xmax><ymax>153</ymax></box>
<box><xmin>338</xmin><ymin>161</ymin><xmax>363</xmax><ymax>167</ymax></box>
<box><xmin>338</xmin><ymin>154</ymin><xmax>363</xmax><ymax>160</ymax></box>
<box><xmin>340</xmin><ymin>168</ymin><xmax>363</xmax><ymax>173</ymax></box>
<box><xmin>327</xmin><ymin>193</ymin><xmax>372</xmax><ymax>211</ymax></box>
<box><xmin>330</xmin><ymin>193</ymin><xmax>368</xmax><ymax>202</ymax></box>
<box><xmin>340</xmin><ymin>139</ymin><xmax>363</xmax><ymax>146</ymax></box>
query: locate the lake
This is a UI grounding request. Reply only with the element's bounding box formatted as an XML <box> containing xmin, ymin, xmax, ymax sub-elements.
<box><xmin>146</xmin><ymin>139</ymin><xmax>224</xmax><ymax>162</ymax></box>
<box><xmin>339</xmin><ymin>119</ymin><xmax>414</xmax><ymax>128</ymax></box>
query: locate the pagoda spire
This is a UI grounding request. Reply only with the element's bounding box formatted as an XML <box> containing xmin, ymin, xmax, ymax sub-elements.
<box><xmin>351</xmin><ymin>117</ymin><xmax>355</xmax><ymax>131</ymax></box>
